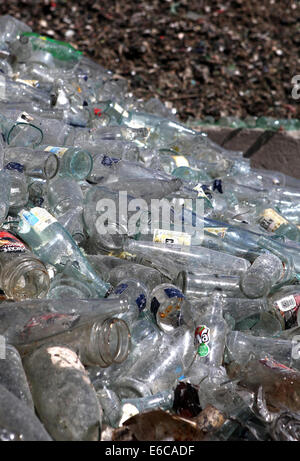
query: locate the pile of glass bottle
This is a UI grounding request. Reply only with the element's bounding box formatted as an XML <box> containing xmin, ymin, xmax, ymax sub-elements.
<box><xmin>0</xmin><ymin>15</ymin><xmax>299</xmax><ymax>442</ymax></box>
<box><xmin>188</xmin><ymin>115</ymin><xmax>300</xmax><ymax>131</ymax></box>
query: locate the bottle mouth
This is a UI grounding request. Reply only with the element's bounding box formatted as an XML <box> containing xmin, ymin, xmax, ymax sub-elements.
<box><xmin>7</xmin><ymin>122</ymin><xmax>43</xmax><ymax>148</ymax></box>
<box><xmin>89</xmin><ymin>317</ymin><xmax>131</xmax><ymax>367</ymax></box>
<box><xmin>112</xmin><ymin>377</ymin><xmax>152</xmax><ymax>399</ymax></box>
<box><xmin>70</xmin><ymin>150</ymin><xmax>93</xmax><ymax>180</ymax></box>
<box><xmin>3</xmin><ymin>257</ymin><xmax>50</xmax><ymax>301</ymax></box>
<box><xmin>44</xmin><ymin>154</ymin><xmax>59</xmax><ymax>179</ymax></box>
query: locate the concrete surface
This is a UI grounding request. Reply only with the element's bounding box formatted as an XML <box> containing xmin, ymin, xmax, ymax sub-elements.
<box><xmin>194</xmin><ymin>126</ymin><xmax>300</xmax><ymax>179</ymax></box>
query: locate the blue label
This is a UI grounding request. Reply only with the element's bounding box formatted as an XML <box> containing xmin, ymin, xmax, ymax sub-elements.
<box><xmin>46</xmin><ymin>146</ymin><xmax>61</xmax><ymax>155</ymax></box>
<box><xmin>150</xmin><ymin>297</ymin><xmax>160</xmax><ymax>316</ymax></box>
<box><xmin>201</xmin><ymin>184</ymin><xmax>212</xmax><ymax>200</ymax></box>
<box><xmin>114</xmin><ymin>283</ymin><xmax>128</xmax><ymax>295</ymax></box>
<box><xmin>213</xmin><ymin>179</ymin><xmax>223</xmax><ymax>194</ymax></box>
<box><xmin>135</xmin><ymin>294</ymin><xmax>146</xmax><ymax>312</ymax></box>
<box><xmin>23</xmin><ymin>211</ymin><xmax>39</xmax><ymax>226</ymax></box>
<box><xmin>164</xmin><ymin>288</ymin><xmax>184</xmax><ymax>299</ymax></box>
<box><xmin>101</xmin><ymin>155</ymin><xmax>120</xmax><ymax>167</ymax></box>
<box><xmin>5</xmin><ymin>162</ymin><xmax>24</xmax><ymax>173</ymax></box>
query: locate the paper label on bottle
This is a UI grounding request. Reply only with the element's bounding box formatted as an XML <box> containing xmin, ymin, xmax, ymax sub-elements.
<box><xmin>153</xmin><ymin>228</ymin><xmax>191</xmax><ymax>246</ymax></box>
<box><xmin>119</xmin><ymin>403</ymin><xmax>139</xmax><ymax>426</ymax></box>
<box><xmin>276</xmin><ymin>295</ymin><xmax>297</xmax><ymax>312</ymax></box>
<box><xmin>204</xmin><ymin>227</ymin><xmax>227</xmax><ymax>238</ymax></box>
<box><xmin>195</xmin><ymin>325</ymin><xmax>210</xmax><ymax>357</ymax></box>
<box><xmin>107</xmin><ymin>251</ymin><xmax>136</xmax><ymax>260</ymax></box>
<box><xmin>15</xmin><ymin>78</ymin><xmax>39</xmax><ymax>88</ymax></box>
<box><xmin>171</xmin><ymin>155</ymin><xmax>190</xmax><ymax>168</ymax></box>
<box><xmin>111</xmin><ymin>102</ymin><xmax>129</xmax><ymax>119</ymax></box>
<box><xmin>259</xmin><ymin>208</ymin><xmax>288</xmax><ymax>232</ymax></box>
<box><xmin>44</xmin><ymin>146</ymin><xmax>68</xmax><ymax>158</ymax></box>
<box><xmin>16</xmin><ymin>111</ymin><xmax>34</xmax><ymax>124</ymax></box>
<box><xmin>0</xmin><ymin>231</ymin><xmax>26</xmax><ymax>253</ymax></box>
<box><xmin>193</xmin><ymin>184</ymin><xmax>211</xmax><ymax>203</ymax></box>
<box><xmin>20</xmin><ymin>207</ymin><xmax>57</xmax><ymax>232</ymax></box>
<box><xmin>274</xmin><ymin>293</ymin><xmax>300</xmax><ymax>329</ymax></box>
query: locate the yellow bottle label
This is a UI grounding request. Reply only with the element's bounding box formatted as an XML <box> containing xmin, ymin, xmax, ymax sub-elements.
<box><xmin>153</xmin><ymin>228</ymin><xmax>191</xmax><ymax>246</ymax></box>
<box><xmin>15</xmin><ymin>79</ymin><xmax>39</xmax><ymax>88</ymax></box>
<box><xmin>259</xmin><ymin>208</ymin><xmax>288</xmax><ymax>232</ymax></box>
<box><xmin>44</xmin><ymin>146</ymin><xmax>68</xmax><ymax>158</ymax></box>
<box><xmin>171</xmin><ymin>155</ymin><xmax>189</xmax><ymax>168</ymax></box>
<box><xmin>204</xmin><ymin>227</ymin><xmax>227</xmax><ymax>238</ymax></box>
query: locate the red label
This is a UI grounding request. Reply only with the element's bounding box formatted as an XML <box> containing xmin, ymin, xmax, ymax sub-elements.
<box><xmin>0</xmin><ymin>231</ymin><xmax>26</xmax><ymax>253</ymax></box>
<box><xmin>259</xmin><ymin>356</ymin><xmax>295</xmax><ymax>372</ymax></box>
<box><xmin>19</xmin><ymin>313</ymin><xmax>80</xmax><ymax>342</ymax></box>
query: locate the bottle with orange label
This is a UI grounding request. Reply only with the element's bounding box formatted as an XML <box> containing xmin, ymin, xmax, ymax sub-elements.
<box><xmin>0</xmin><ymin>229</ymin><xmax>49</xmax><ymax>300</ymax></box>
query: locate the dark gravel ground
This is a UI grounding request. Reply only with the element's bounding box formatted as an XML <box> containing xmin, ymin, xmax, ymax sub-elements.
<box><xmin>0</xmin><ymin>0</ymin><xmax>299</xmax><ymax>122</ymax></box>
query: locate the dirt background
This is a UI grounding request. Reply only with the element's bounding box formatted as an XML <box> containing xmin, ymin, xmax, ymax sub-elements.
<box><xmin>0</xmin><ymin>0</ymin><xmax>299</xmax><ymax>122</ymax></box>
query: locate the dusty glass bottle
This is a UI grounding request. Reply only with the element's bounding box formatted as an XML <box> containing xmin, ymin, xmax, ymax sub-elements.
<box><xmin>23</xmin><ymin>344</ymin><xmax>102</xmax><ymax>441</ymax></box>
<box><xmin>240</xmin><ymin>253</ymin><xmax>286</xmax><ymax>299</ymax></box>
<box><xmin>0</xmin><ymin>343</ymin><xmax>34</xmax><ymax>409</ymax></box>
<box><xmin>0</xmin><ymin>383</ymin><xmax>52</xmax><ymax>441</ymax></box>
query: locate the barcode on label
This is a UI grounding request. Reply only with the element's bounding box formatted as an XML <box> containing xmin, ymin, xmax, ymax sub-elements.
<box><xmin>153</xmin><ymin>229</ymin><xmax>191</xmax><ymax>246</ymax></box>
<box><xmin>277</xmin><ymin>295</ymin><xmax>297</xmax><ymax>312</ymax></box>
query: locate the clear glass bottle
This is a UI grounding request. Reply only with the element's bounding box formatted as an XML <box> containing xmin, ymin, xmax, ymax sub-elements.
<box><xmin>193</xmin><ymin>293</ymin><xmax>228</xmax><ymax>368</ymax></box>
<box><xmin>17</xmin><ymin>207</ymin><xmax>110</xmax><ymax>297</ymax></box>
<box><xmin>23</xmin><ymin>344</ymin><xmax>102</xmax><ymax>441</ymax></box>
<box><xmin>114</xmin><ymin>326</ymin><xmax>195</xmax><ymax>398</ymax></box>
<box><xmin>175</xmin><ymin>270</ymin><xmax>243</xmax><ymax>299</ymax></box>
<box><xmin>108</xmin><ymin>278</ymin><xmax>148</xmax><ymax>325</ymax></box>
<box><xmin>4</xmin><ymin>146</ymin><xmax>59</xmax><ymax>180</ymax></box>
<box><xmin>0</xmin><ymin>229</ymin><xmax>49</xmax><ymax>300</ymax></box>
<box><xmin>149</xmin><ymin>283</ymin><xmax>189</xmax><ymax>333</ymax></box>
<box><xmin>226</xmin><ymin>331</ymin><xmax>300</xmax><ymax>371</ymax></box>
<box><xmin>41</xmin><ymin>145</ymin><xmax>93</xmax><ymax>181</ymax></box>
<box><xmin>125</xmin><ymin>239</ymin><xmax>250</xmax><ymax>279</ymax></box>
<box><xmin>108</xmin><ymin>262</ymin><xmax>161</xmax><ymax>293</ymax></box>
<box><xmin>0</xmin><ymin>296</ymin><xmax>130</xmax><ymax>353</ymax></box>
<box><xmin>5</xmin><ymin>162</ymin><xmax>29</xmax><ymax>214</ymax></box>
<box><xmin>47</xmin><ymin>176</ymin><xmax>83</xmax><ymax>217</ymax></box>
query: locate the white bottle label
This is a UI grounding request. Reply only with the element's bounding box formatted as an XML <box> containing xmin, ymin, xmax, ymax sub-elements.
<box><xmin>259</xmin><ymin>208</ymin><xmax>288</xmax><ymax>232</ymax></box>
<box><xmin>16</xmin><ymin>111</ymin><xmax>34</xmax><ymax>124</ymax></box>
<box><xmin>44</xmin><ymin>146</ymin><xmax>68</xmax><ymax>158</ymax></box>
<box><xmin>20</xmin><ymin>207</ymin><xmax>57</xmax><ymax>232</ymax></box>
<box><xmin>276</xmin><ymin>295</ymin><xmax>297</xmax><ymax>312</ymax></box>
<box><xmin>153</xmin><ymin>228</ymin><xmax>191</xmax><ymax>246</ymax></box>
